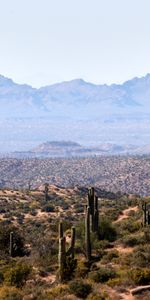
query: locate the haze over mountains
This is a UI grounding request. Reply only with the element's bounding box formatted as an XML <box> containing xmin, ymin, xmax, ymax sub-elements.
<box><xmin>0</xmin><ymin>74</ymin><xmax>150</xmax><ymax>153</ymax></box>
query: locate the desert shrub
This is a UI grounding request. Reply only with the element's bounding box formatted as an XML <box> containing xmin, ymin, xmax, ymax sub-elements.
<box><xmin>16</xmin><ymin>214</ymin><xmax>25</xmax><ymax>225</ymax></box>
<box><xmin>31</xmin><ymin>237</ymin><xmax>58</xmax><ymax>270</ymax></box>
<box><xmin>121</xmin><ymin>235</ymin><xmax>142</xmax><ymax>247</ymax></box>
<box><xmin>95</xmin><ymin>240</ymin><xmax>111</xmax><ymax>250</ymax></box>
<box><xmin>74</xmin><ymin>203</ymin><xmax>84</xmax><ymax>213</ymax></box>
<box><xmin>41</xmin><ymin>204</ymin><xmax>55</xmax><ymax>212</ymax></box>
<box><xmin>76</xmin><ymin>261</ymin><xmax>90</xmax><ymax>278</ymax></box>
<box><xmin>75</xmin><ymin>206</ymin><xmax>84</xmax><ymax>213</ymax></box>
<box><xmin>46</xmin><ymin>284</ymin><xmax>68</xmax><ymax>299</ymax></box>
<box><xmin>69</xmin><ymin>280</ymin><xmax>92</xmax><ymax>298</ymax></box>
<box><xmin>0</xmin><ymin>286</ymin><xmax>22</xmax><ymax>300</ymax></box>
<box><xmin>63</xmin><ymin>203</ymin><xmax>70</xmax><ymax>210</ymax></box>
<box><xmin>87</xmin><ymin>292</ymin><xmax>110</xmax><ymax>300</ymax></box>
<box><xmin>107</xmin><ymin>277</ymin><xmax>124</xmax><ymax>287</ymax></box>
<box><xmin>0</xmin><ymin>208</ymin><xmax>6</xmax><ymax>214</ymax></box>
<box><xmin>89</xmin><ymin>266</ymin><xmax>116</xmax><ymax>283</ymax></box>
<box><xmin>129</xmin><ymin>268</ymin><xmax>150</xmax><ymax>285</ymax></box>
<box><xmin>104</xmin><ymin>208</ymin><xmax>122</xmax><ymax>222</ymax></box>
<box><xmin>4</xmin><ymin>262</ymin><xmax>32</xmax><ymax>287</ymax></box>
<box><xmin>131</xmin><ymin>245</ymin><xmax>150</xmax><ymax>267</ymax></box>
<box><xmin>118</xmin><ymin>219</ymin><xmax>141</xmax><ymax>235</ymax></box>
<box><xmin>30</xmin><ymin>209</ymin><xmax>37</xmax><ymax>216</ymax></box>
<box><xmin>102</xmin><ymin>250</ymin><xmax>119</xmax><ymax>263</ymax></box>
<box><xmin>98</xmin><ymin>218</ymin><xmax>117</xmax><ymax>242</ymax></box>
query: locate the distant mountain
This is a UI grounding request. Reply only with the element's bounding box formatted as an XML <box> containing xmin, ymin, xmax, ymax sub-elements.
<box><xmin>0</xmin><ymin>74</ymin><xmax>150</xmax><ymax>151</ymax></box>
<box><xmin>4</xmin><ymin>141</ymin><xmax>150</xmax><ymax>158</ymax></box>
<box><xmin>32</xmin><ymin>141</ymin><xmax>81</xmax><ymax>152</ymax></box>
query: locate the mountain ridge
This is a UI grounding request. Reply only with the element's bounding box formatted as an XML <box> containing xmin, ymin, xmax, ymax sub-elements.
<box><xmin>1</xmin><ymin>73</ymin><xmax>150</xmax><ymax>89</ymax></box>
<box><xmin>0</xmin><ymin>73</ymin><xmax>150</xmax><ymax>151</ymax></box>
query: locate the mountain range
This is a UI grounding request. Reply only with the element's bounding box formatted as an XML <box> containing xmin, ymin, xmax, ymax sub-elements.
<box><xmin>0</xmin><ymin>74</ymin><xmax>150</xmax><ymax>152</ymax></box>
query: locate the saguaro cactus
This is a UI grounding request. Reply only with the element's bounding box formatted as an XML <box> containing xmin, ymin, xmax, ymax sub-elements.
<box><xmin>58</xmin><ymin>222</ymin><xmax>76</xmax><ymax>281</ymax></box>
<box><xmin>44</xmin><ymin>183</ymin><xmax>49</xmax><ymax>201</ymax></box>
<box><xmin>88</xmin><ymin>187</ymin><xmax>99</xmax><ymax>233</ymax></box>
<box><xmin>142</xmin><ymin>202</ymin><xmax>148</xmax><ymax>226</ymax></box>
<box><xmin>28</xmin><ymin>181</ymin><xmax>31</xmax><ymax>191</ymax></box>
<box><xmin>148</xmin><ymin>211</ymin><xmax>150</xmax><ymax>225</ymax></box>
<box><xmin>9</xmin><ymin>231</ymin><xmax>14</xmax><ymax>257</ymax></box>
<box><xmin>58</xmin><ymin>222</ymin><xmax>66</xmax><ymax>282</ymax></box>
<box><xmin>59</xmin><ymin>221</ymin><xmax>63</xmax><ymax>238</ymax></box>
<box><xmin>70</xmin><ymin>226</ymin><xmax>76</xmax><ymax>259</ymax></box>
<box><xmin>94</xmin><ymin>196</ymin><xmax>99</xmax><ymax>232</ymax></box>
<box><xmin>85</xmin><ymin>188</ymin><xmax>99</xmax><ymax>261</ymax></box>
<box><xmin>85</xmin><ymin>206</ymin><xmax>91</xmax><ymax>261</ymax></box>
<box><xmin>88</xmin><ymin>187</ymin><xmax>95</xmax><ymax>231</ymax></box>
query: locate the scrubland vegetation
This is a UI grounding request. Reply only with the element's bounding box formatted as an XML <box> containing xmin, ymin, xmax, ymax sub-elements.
<box><xmin>0</xmin><ymin>184</ymin><xmax>149</xmax><ymax>299</ymax></box>
<box><xmin>0</xmin><ymin>155</ymin><xmax>150</xmax><ymax>195</ymax></box>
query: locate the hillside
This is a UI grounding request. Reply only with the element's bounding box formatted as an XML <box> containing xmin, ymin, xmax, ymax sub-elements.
<box><xmin>0</xmin><ymin>156</ymin><xmax>150</xmax><ymax>195</ymax></box>
<box><xmin>0</xmin><ymin>185</ymin><xmax>149</xmax><ymax>299</ymax></box>
<box><xmin>1</xmin><ymin>74</ymin><xmax>150</xmax><ymax>151</ymax></box>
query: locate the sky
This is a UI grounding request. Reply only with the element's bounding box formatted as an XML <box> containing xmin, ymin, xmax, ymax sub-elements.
<box><xmin>0</xmin><ymin>0</ymin><xmax>150</xmax><ymax>87</ymax></box>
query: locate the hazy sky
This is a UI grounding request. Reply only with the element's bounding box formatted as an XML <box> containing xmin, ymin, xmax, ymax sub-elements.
<box><xmin>0</xmin><ymin>0</ymin><xmax>150</xmax><ymax>87</ymax></box>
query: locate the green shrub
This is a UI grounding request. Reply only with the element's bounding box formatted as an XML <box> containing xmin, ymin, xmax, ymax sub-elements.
<box><xmin>69</xmin><ymin>280</ymin><xmax>92</xmax><ymax>298</ymax></box>
<box><xmin>87</xmin><ymin>292</ymin><xmax>110</xmax><ymax>300</ymax></box>
<box><xmin>74</xmin><ymin>203</ymin><xmax>84</xmax><ymax>213</ymax></box>
<box><xmin>41</xmin><ymin>204</ymin><xmax>55</xmax><ymax>212</ymax></box>
<box><xmin>107</xmin><ymin>277</ymin><xmax>124</xmax><ymax>287</ymax></box>
<box><xmin>129</xmin><ymin>268</ymin><xmax>150</xmax><ymax>285</ymax></box>
<box><xmin>119</xmin><ymin>219</ymin><xmax>140</xmax><ymax>235</ymax></box>
<box><xmin>89</xmin><ymin>266</ymin><xmax>116</xmax><ymax>283</ymax></box>
<box><xmin>46</xmin><ymin>284</ymin><xmax>68</xmax><ymax>299</ymax></box>
<box><xmin>76</xmin><ymin>261</ymin><xmax>90</xmax><ymax>278</ymax></box>
<box><xmin>4</xmin><ymin>262</ymin><xmax>32</xmax><ymax>287</ymax></box>
<box><xmin>102</xmin><ymin>250</ymin><xmax>119</xmax><ymax>263</ymax></box>
<box><xmin>131</xmin><ymin>245</ymin><xmax>150</xmax><ymax>267</ymax></box>
<box><xmin>0</xmin><ymin>286</ymin><xmax>22</xmax><ymax>300</ymax></box>
<box><xmin>98</xmin><ymin>218</ymin><xmax>117</xmax><ymax>242</ymax></box>
<box><xmin>121</xmin><ymin>235</ymin><xmax>142</xmax><ymax>247</ymax></box>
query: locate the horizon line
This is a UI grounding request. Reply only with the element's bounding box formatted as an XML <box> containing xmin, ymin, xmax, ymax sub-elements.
<box><xmin>0</xmin><ymin>72</ymin><xmax>150</xmax><ymax>89</ymax></box>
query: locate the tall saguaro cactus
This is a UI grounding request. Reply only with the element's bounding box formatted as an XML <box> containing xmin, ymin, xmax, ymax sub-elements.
<box><xmin>148</xmin><ymin>211</ymin><xmax>150</xmax><ymax>225</ymax></box>
<box><xmin>142</xmin><ymin>202</ymin><xmax>148</xmax><ymax>226</ymax></box>
<box><xmin>58</xmin><ymin>222</ymin><xmax>76</xmax><ymax>282</ymax></box>
<box><xmin>85</xmin><ymin>187</ymin><xmax>99</xmax><ymax>261</ymax></box>
<box><xmin>9</xmin><ymin>231</ymin><xmax>14</xmax><ymax>257</ymax></box>
<box><xmin>94</xmin><ymin>196</ymin><xmax>99</xmax><ymax>232</ymax></box>
<box><xmin>88</xmin><ymin>187</ymin><xmax>99</xmax><ymax>233</ymax></box>
<box><xmin>58</xmin><ymin>222</ymin><xmax>66</xmax><ymax>282</ymax></box>
<box><xmin>70</xmin><ymin>226</ymin><xmax>76</xmax><ymax>259</ymax></box>
<box><xmin>88</xmin><ymin>187</ymin><xmax>95</xmax><ymax>231</ymax></box>
<box><xmin>85</xmin><ymin>206</ymin><xmax>91</xmax><ymax>261</ymax></box>
<box><xmin>44</xmin><ymin>183</ymin><xmax>49</xmax><ymax>201</ymax></box>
